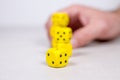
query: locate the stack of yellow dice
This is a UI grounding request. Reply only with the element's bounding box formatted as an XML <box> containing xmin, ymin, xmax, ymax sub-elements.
<box><xmin>46</xmin><ymin>12</ymin><xmax>72</xmax><ymax>68</ymax></box>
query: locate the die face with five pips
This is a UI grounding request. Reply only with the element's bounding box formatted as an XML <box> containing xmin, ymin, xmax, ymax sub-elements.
<box><xmin>46</xmin><ymin>48</ymin><xmax>69</xmax><ymax>68</ymax></box>
<box><xmin>52</xmin><ymin>27</ymin><xmax>72</xmax><ymax>43</ymax></box>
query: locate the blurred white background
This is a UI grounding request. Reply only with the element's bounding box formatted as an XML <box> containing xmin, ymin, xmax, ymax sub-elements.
<box><xmin>0</xmin><ymin>1</ymin><xmax>120</xmax><ymax>80</ymax></box>
<box><xmin>0</xmin><ymin>0</ymin><xmax>120</xmax><ymax>27</ymax></box>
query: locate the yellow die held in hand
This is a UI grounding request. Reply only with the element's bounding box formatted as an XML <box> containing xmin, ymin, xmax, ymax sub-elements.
<box><xmin>46</xmin><ymin>48</ymin><xmax>69</xmax><ymax>68</ymax></box>
<box><xmin>51</xmin><ymin>12</ymin><xmax>69</xmax><ymax>27</ymax></box>
<box><xmin>52</xmin><ymin>27</ymin><xmax>72</xmax><ymax>43</ymax></box>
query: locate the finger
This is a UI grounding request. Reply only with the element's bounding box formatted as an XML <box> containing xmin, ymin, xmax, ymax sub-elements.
<box><xmin>71</xmin><ymin>23</ymin><xmax>102</xmax><ymax>48</ymax></box>
<box><xmin>59</xmin><ymin>5</ymin><xmax>88</xmax><ymax>31</ymax></box>
<box><xmin>45</xmin><ymin>16</ymin><xmax>52</xmax><ymax>41</ymax></box>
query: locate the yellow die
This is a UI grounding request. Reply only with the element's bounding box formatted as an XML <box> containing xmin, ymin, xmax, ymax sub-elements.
<box><xmin>57</xmin><ymin>43</ymin><xmax>72</xmax><ymax>57</ymax></box>
<box><xmin>46</xmin><ymin>48</ymin><xmax>69</xmax><ymax>68</ymax></box>
<box><xmin>51</xmin><ymin>12</ymin><xmax>69</xmax><ymax>27</ymax></box>
<box><xmin>52</xmin><ymin>27</ymin><xmax>72</xmax><ymax>43</ymax></box>
<box><xmin>50</xmin><ymin>25</ymin><xmax>60</xmax><ymax>37</ymax></box>
<box><xmin>51</xmin><ymin>43</ymin><xmax>72</xmax><ymax>57</ymax></box>
<box><xmin>51</xmin><ymin>40</ymin><xmax>57</xmax><ymax>48</ymax></box>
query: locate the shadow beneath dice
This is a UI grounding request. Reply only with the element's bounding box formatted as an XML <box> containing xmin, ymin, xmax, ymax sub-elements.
<box><xmin>72</xmin><ymin>53</ymin><xmax>82</xmax><ymax>57</ymax></box>
<box><xmin>68</xmin><ymin>62</ymin><xmax>77</xmax><ymax>67</ymax></box>
<box><xmin>41</xmin><ymin>61</ymin><xmax>77</xmax><ymax>68</ymax></box>
<box><xmin>72</xmin><ymin>52</ymin><xmax>88</xmax><ymax>58</ymax></box>
<box><xmin>41</xmin><ymin>61</ymin><xmax>47</xmax><ymax>66</ymax></box>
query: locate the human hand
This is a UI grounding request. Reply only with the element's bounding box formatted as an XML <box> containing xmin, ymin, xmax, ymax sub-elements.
<box><xmin>46</xmin><ymin>5</ymin><xmax>120</xmax><ymax>48</ymax></box>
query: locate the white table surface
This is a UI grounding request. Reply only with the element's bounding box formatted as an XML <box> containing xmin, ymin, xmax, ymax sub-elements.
<box><xmin>0</xmin><ymin>26</ymin><xmax>120</xmax><ymax>80</ymax></box>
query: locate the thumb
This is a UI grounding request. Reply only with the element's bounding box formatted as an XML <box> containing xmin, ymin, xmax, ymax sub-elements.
<box><xmin>71</xmin><ymin>23</ymin><xmax>101</xmax><ymax>48</ymax></box>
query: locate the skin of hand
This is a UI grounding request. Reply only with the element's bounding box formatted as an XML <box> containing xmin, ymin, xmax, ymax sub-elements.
<box><xmin>46</xmin><ymin>5</ymin><xmax>120</xmax><ymax>48</ymax></box>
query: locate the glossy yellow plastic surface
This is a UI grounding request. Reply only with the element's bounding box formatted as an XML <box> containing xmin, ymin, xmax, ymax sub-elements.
<box><xmin>50</xmin><ymin>25</ymin><xmax>60</xmax><ymax>37</ymax></box>
<box><xmin>46</xmin><ymin>12</ymin><xmax>73</xmax><ymax>68</ymax></box>
<box><xmin>51</xmin><ymin>42</ymin><xmax>72</xmax><ymax>57</ymax></box>
<box><xmin>57</xmin><ymin>43</ymin><xmax>72</xmax><ymax>57</ymax></box>
<box><xmin>51</xmin><ymin>27</ymin><xmax>72</xmax><ymax>43</ymax></box>
<box><xmin>46</xmin><ymin>48</ymin><xmax>69</xmax><ymax>68</ymax></box>
<box><xmin>51</xmin><ymin>12</ymin><xmax>69</xmax><ymax>26</ymax></box>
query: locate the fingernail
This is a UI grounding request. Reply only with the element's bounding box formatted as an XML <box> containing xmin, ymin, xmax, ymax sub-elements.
<box><xmin>70</xmin><ymin>38</ymin><xmax>78</xmax><ymax>48</ymax></box>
